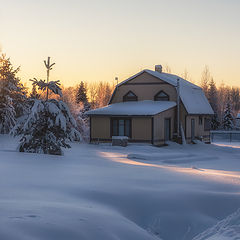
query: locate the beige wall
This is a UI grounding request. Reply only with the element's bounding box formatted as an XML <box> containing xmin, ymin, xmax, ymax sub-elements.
<box><xmin>132</xmin><ymin>117</ymin><xmax>152</xmax><ymax>141</ymax></box>
<box><xmin>185</xmin><ymin>115</ymin><xmax>211</xmax><ymax>143</ymax></box>
<box><xmin>91</xmin><ymin>116</ymin><xmax>111</xmax><ymax>140</ymax></box>
<box><xmin>153</xmin><ymin>107</ymin><xmax>176</xmax><ymax>145</ymax></box>
<box><xmin>111</xmin><ymin>72</ymin><xmax>177</xmax><ymax>103</ymax></box>
<box><xmin>90</xmin><ymin>116</ymin><xmax>152</xmax><ymax>142</ymax></box>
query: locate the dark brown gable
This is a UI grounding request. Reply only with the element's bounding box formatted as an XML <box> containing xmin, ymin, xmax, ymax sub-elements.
<box><xmin>109</xmin><ymin>71</ymin><xmax>172</xmax><ymax>104</ymax></box>
<box><xmin>124</xmin><ymin>72</ymin><xmax>166</xmax><ymax>85</ymax></box>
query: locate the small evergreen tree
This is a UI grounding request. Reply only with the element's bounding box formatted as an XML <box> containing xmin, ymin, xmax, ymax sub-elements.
<box><xmin>30</xmin><ymin>84</ymin><xmax>40</xmax><ymax>99</ymax></box>
<box><xmin>211</xmin><ymin>114</ymin><xmax>220</xmax><ymax>130</ymax></box>
<box><xmin>222</xmin><ymin>102</ymin><xmax>234</xmax><ymax>130</ymax></box>
<box><xmin>75</xmin><ymin>81</ymin><xmax>90</xmax><ymax>140</ymax></box>
<box><xmin>76</xmin><ymin>81</ymin><xmax>88</xmax><ymax>104</ymax></box>
<box><xmin>208</xmin><ymin>78</ymin><xmax>218</xmax><ymax>113</ymax></box>
<box><xmin>12</xmin><ymin>57</ymin><xmax>81</xmax><ymax>155</ymax></box>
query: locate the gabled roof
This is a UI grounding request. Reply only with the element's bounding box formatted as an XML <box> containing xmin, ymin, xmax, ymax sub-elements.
<box><xmin>113</xmin><ymin>69</ymin><xmax>214</xmax><ymax>115</ymax></box>
<box><xmin>87</xmin><ymin>100</ymin><xmax>176</xmax><ymax>116</ymax></box>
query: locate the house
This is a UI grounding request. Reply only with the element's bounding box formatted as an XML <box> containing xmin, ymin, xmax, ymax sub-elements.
<box><xmin>87</xmin><ymin>65</ymin><xmax>214</xmax><ymax>145</ymax></box>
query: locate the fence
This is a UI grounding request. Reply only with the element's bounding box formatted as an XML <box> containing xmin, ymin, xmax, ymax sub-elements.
<box><xmin>210</xmin><ymin>130</ymin><xmax>240</xmax><ymax>143</ymax></box>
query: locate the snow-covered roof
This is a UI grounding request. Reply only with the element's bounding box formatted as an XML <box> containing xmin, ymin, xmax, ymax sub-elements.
<box><xmin>86</xmin><ymin>100</ymin><xmax>176</xmax><ymax>116</ymax></box>
<box><xmin>115</xmin><ymin>69</ymin><xmax>214</xmax><ymax>115</ymax></box>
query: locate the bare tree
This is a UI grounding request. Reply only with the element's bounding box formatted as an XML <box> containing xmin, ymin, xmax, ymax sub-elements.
<box><xmin>181</xmin><ymin>68</ymin><xmax>194</xmax><ymax>83</ymax></box>
<box><xmin>200</xmin><ymin>65</ymin><xmax>211</xmax><ymax>97</ymax></box>
<box><xmin>163</xmin><ymin>64</ymin><xmax>172</xmax><ymax>73</ymax></box>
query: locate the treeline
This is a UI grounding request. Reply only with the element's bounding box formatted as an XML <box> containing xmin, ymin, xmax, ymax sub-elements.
<box><xmin>199</xmin><ymin>66</ymin><xmax>239</xmax><ymax>129</ymax></box>
<box><xmin>60</xmin><ymin>81</ymin><xmax>114</xmax><ymax>113</ymax></box>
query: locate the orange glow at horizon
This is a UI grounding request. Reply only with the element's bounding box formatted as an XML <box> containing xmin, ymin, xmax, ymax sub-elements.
<box><xmin>1</xmin><ymin>1</ymin><xmax>240</xmax><ymax>88</ymax></box>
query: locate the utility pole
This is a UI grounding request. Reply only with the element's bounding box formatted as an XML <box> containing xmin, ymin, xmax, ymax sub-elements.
<box><xmin>44</xmin><ymin>57</ymin><xmax>55</xmax><ymax>100</ymax></box>
<box><xmin>177</xmin><ymin>78</ymin><xmax>180</xmax><ymax>138</ymax></box>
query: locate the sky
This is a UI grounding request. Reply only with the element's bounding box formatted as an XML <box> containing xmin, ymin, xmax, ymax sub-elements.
<box><xmin>0</xmin><ymin>0</ymin><xmax>240</xmax><ymax>88</ymax></box>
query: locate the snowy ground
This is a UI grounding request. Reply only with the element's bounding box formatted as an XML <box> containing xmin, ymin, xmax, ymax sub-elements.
<box><xmin>0</xmin><ymin>135</ymin><xmax>240</xmax><ymax>240</ymax></box>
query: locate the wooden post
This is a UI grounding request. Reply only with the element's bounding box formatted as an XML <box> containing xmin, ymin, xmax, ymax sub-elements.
<box><xmin>177</xmin><ymin>79</ymin><xmax>180</xmax><ymax>138</ymax></box>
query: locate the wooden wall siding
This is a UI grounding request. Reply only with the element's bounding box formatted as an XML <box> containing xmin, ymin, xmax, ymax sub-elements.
<box><xmin>131</xmin><ymin>118</ymin><xmax>152</xmax><ymax>141</ymax></box>
<box><xmin>153</xmin><ymin>107</ymin><xmax>176</xmax><ymax>145</ymax></box>
<box><xmin>91</xmin><ymin>116</ymin><xmax>111</xmax><ymax>139</ymax></box>
<box><xmin>90</xmin><ymin>116</ymin><xmax>152</xmax><ymax>143</ymax></box>
<box><xmin>127</xmin><ymin>72</ymin><xmax>165</xmax><ymax>84</ymax></box>
<box><xmin>185</xmin><ymin>115</ymin><xmax>210</xmax><ymax>141</ymax></box>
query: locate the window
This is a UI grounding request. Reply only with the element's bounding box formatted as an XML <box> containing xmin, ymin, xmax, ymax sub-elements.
<box><xmin>111</xmin><ymin>118</ymin><xmax>131</xmax><ymax>137</ymax></box>
<box><xmin>123</xmin><ymin>91</ymin><xmax>138</xmax><ymax>102</ymax></box>
<box><xmin>154</xmin><ymin>91</ymin><xmax>169</xmax><ymax>101</ymax></box>
<box><xmin>199</xmin><ymin>116</ymin><xmax>203</xmax><ymax>125</ymax></box>
<box><xmin>204</xmin><ymin>118</ymin><xmax>211</xmax><ymax>131</ymax></box>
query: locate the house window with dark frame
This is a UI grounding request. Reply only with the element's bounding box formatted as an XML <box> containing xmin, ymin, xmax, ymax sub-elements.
<box><xmin>154</xmin><ymin>91</ymin><xmax>169</xmax><ymax>101</ymax></box>
<box><xmin>199</xmin><ymin>116</ymin><xmax>203</xmax><ymax>125</ymax></box>
<box><xmin>111</xmin><ymin>118</ymin><xmax>131</xmax><ymax>137</ymax></box>
<box><xmin>204</xmin><ymin>118</ymin><xmax>211</xmax><ymax>131</ymax></box>
<box><xmin>123</xmin><ymin>91</ymin><xmax>138</xmax><ymax>102</ymax></box>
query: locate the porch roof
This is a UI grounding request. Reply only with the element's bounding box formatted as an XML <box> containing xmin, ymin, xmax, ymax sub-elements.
<box><xmin>86</xmin><ymin>100</ymin><xmax>176</xmax><ymax>116</ymax></box>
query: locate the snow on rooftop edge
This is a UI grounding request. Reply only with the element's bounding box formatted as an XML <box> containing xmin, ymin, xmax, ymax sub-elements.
<box><xmin>86</xmin><ymin>100</ymin><xmax>176</xmax><ymax>116</ymax></box>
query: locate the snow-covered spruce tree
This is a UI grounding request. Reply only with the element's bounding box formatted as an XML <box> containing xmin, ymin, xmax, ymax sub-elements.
<box><xmin>13</xmin><ymin>57</ymin><xmax>81</xmax><ymax>155</ymax></box>
<box><xmin>208</xmin><ymin>78</ymin><xmax>220</xmax><ymax>130</ymax></box>
<box><xmin>208</xmin><ymin>78</ymin><xmax>218</xmax><ymax>113</ymax></box>
<box><xmin>211</xmin><ymin>113</ymin><xmax>220</xmax><ymax>130</ymax></box>
<box><xmin>0</xmin><ymin>54</ymin><xmax>17</xmax><ymax>133</ymax></box>
<box><xmin>0</xmin><ymin>54</ymin><xmax>27</xmax><ymax>120</ymax></box>
<box><xmin>75</xmin><ymin>81</ymin><xmax>90</xmax><ymax>141</ymax></box>
<box><xmin>76</xmin><ymin>81</ymin><xmax>88</xmax><ymax>104</ymax></box>
<box><xmin>222</xmin><ymin>102</ymin><xmax>234</xmax><ymax>130</ymax></box>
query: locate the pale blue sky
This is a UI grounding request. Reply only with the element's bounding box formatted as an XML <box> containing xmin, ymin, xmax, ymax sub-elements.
<box><xmin>1</xmin><ymin>0</ymin><xmax>240</xmax><ymax>87</ymax></box>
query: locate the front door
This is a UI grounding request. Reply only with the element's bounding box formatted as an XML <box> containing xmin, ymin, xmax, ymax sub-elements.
<box><xmin>111</xmin><ymin>118</ymin><xmax>131</xmax><ymax>138</ymax></box>
<box><xmin>164</xmin><ymin>118</ymin><xmax>171</xmax><ymax>141</ymax></box>
<box><xmin>191</xmin><ymin>119</ymin><xmax>195</xmax><ymax>140</ymax></box>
